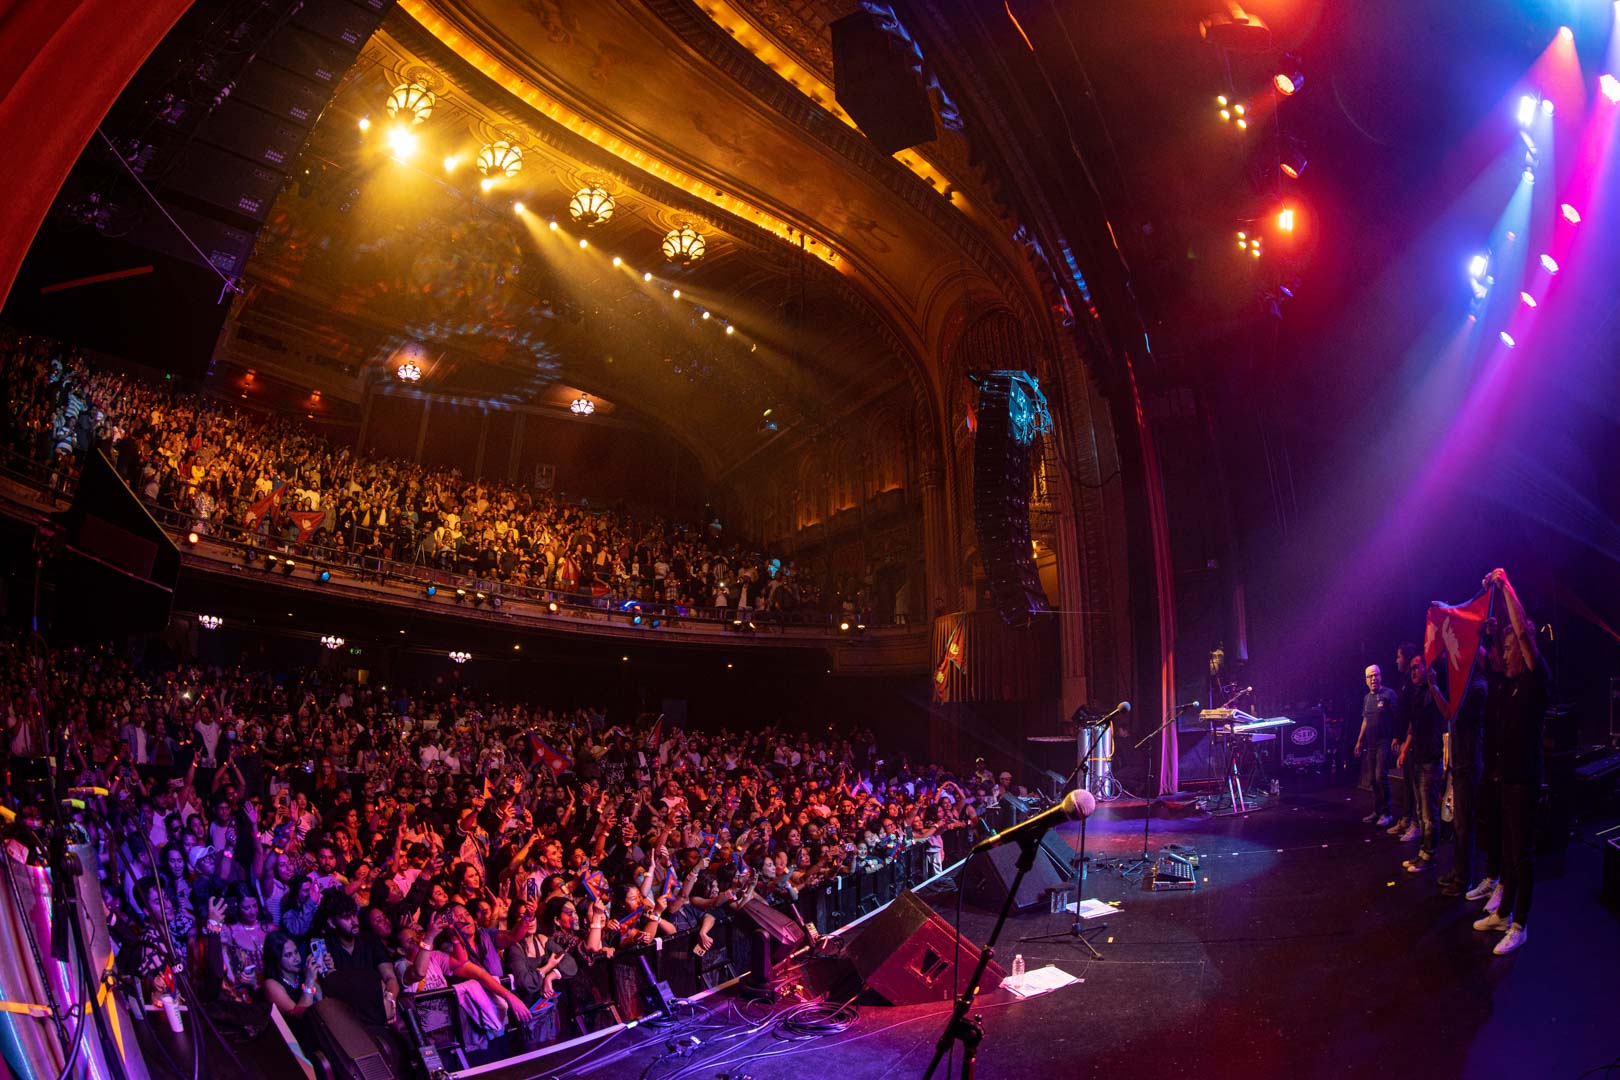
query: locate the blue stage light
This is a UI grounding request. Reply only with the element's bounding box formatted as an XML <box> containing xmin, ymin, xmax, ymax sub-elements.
<box><xmin>1500</xmin><ymin>331</ymin><xmax>1516</xmax><ymax>348</ymax></box>
<box><xmin>1517</xmin><ymin>95</ymin><xmax>1537</xmax><ymax>127</ymax></box>
<box><xmin>1540</xmin><ymin>253</ymin><xmax>1559</xmax><ymax>274</ymax></box>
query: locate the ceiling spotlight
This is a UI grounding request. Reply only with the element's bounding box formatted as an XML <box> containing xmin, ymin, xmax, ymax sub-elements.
<box><xmin>1468</xmin><ymin>253</ymin><xmax>1489</xmax><ymax>279</ymax></box>
<box><xmin>1540</xmin><ymin>253</ymin><xmax>1559</xmax><ymax>274</ymax></box>
<box><xmin>725</xmin><ymin>324</ymin><xmax>735</xmax><ymax>334</ymax></box>
<box><xmin>1279</xmin><ymin>142</ymin><xmax>1308</xmax><ymax>179</ymax></box>
<box><xmin>480</xmin><ymin>177</ymin><xmax>495</xmax><ymax>192</ymax></box>
<box><xmin>578</xmin><ymin>238</ymin><xmax>588</xmax><ymax>249</ymax></box>
<box><xmin>1273</xmin><ymin>57</ymin><xmax>1304</xmax><ymax>96</ymax></box>
<box><xmin>839</xmin><ymin>620</ymin><xmax>851</xmax><ymax>632</ymax></box>
<box><xmin>700</xmin><ymin>310</ymin><xmax>711</xmax><ymax>320</ymax></box>
<box><xmin>455</xmin><ymin>587</ymin><xmax>467</xmax><ymax>602</ymax></box>
<box><xmin>1517</xmin><ymin>95</ymin><xmax>1538</xmax><ymax>128</ymax></box>
<box><xmin>443</xmin><ymin>155</ymin><xmax>459</xmax><ymax>173</ymax></box>
<box><xmin>547</xmin><ymin>601</ymin><xmax>559</xmax><ymax>613</ymax></box>
<box><xmin>1558</xmin><ymin>25</ymin><xmax>1573</xmax><ymax>43</ymax></box>
<box><xmin>513</xmin><ymin>201</ymin><xmax>525</xmax><ymax>214</ymax></box>
<box><xmin>1602</xmin><ymin>74</ymin><xmax>1620</xmax><ymax>104</ymax></box>
<box><xmin>662</xmin><ymin>224</ymin><xmax>707</xmax><ymax>265</ymax></box>
<box><xmin>643</xmin><ymin>272</ymin><xmax>653</xmax><ymax>282</ymax></box>
<box><xmin>474</xmin><ymin>591</ymin><xmax>487</xmax><ymax>607</ymax></box>
<box><xmin>612</xmin><ymin>256</ymin><xmax>622</xmax><ymax>267</ymax></box>
<box><xmin>386</xmin><ymin>82</ymin><xmax>436</xmax><ymax>126</ymax></box>
<box><xmin>357</xmin><ymin>116</ymin><xmax>371</xmax><ymax>131</ymax></box>
<box><xmin>198</xmin><ymin>615</ymin><xmax>222</xmax><ymax>630</ymax></box>
<box><xmin>1233</xmin><ymin>103</ymin><xmax>1246</xmax><ymax>116</ymax></box>
<box><xmin>1520</xmin><ymin>291</ymin><xmax>1537</xmax><ymax>308</ymax></box>
<box><xmin>1217</xmin><ymin>94</ymin><xmax>1229</xmax><ymax>107</ymax></box>
<box><xmin>386</xmin><ymin>125</ymin><xmax>419</xmax><ymax>161</ymax></box>
<box><xmin>548</xmin><ymin>219</ymin><xmax>559</xmax><ymax>231</ymax></box>
<box><xmin>1561</xmin><ymin>203</ymin><xmax>1580</xmax><ymax>224</ymax></box>
<box><xmin>671</xmin><ymin>288</ymin><xmax>681</xmax><ymax>299</ymax></box>
<box><xmin>1499</xmin><ymin>331</ymin><xmax>1516</xmax><ymax>348</ymax></box>
<box><xmin>477</xmin><ymin>139</ymin><xmax>524</xmax><ymax>178</ymax></box>
<box><xmin>568</xmin><ymin>184</ymin><xmax>616</xmax><ymax>226</ymax></box>
<box><xmin>282</xmin><ymin>558</ymin><xmax>296</xmax><ymax>576</ymax></box>
<box><xmin>1236</xmin><ymin>117</ymin><xmax>1248</xmax><ymax>130</ymax></box>
<box><xmin>187</xmin><ymin>530</ymin><xmax>199</xmax><ymax>545</ymax></box>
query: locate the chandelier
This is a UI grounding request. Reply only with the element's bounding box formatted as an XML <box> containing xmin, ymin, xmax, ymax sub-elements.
<box><xmin>448</xmin><ymin>650</ymin><xmax>471</xmax><ymax>664</ymax></box>
<box><xmin>570</xmin><ymin>394</ymin><xmax>596</xmax><ymax>415</ymax></box>
<box><xmin>385</xmin><ymin>82</ymin><xmax>436</xmax><ymax>126</ymax></box>
<box><xmin>662</xmin><ymin>224</ymin><xmax>706</xmax><ymax>265</ymax></box>
<box><xmin>198</xmin><ymin>615</ymin><xmax>223</xmax><ymax>630</ymax></box>
<box><xmin>396</xmin><ymin>361</ymin><xmax>422</xmax><ymax>382</ymax></box>
<box><xmin>321</xmin><ymin>635</ymin><xmax>345</xmax><ymax>649</ymax></box>
<box><xmin>569</xmin><ymin>185</ymin><xmax>615</xmax><ymax>227</ymax></box>
<box><xmin>477</xmin><ymin>140</ymin><xmax>524</xmax><ymax>178</ymax></box>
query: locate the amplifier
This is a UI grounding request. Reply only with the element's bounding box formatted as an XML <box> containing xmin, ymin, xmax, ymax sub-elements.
<box><xmin>1282</xmin><ymin>707</ymin><xmax>1326</xmax><ymax>766</ymax></box>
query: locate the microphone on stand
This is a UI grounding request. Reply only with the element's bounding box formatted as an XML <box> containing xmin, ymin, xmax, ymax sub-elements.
<box><xmin>970</xmin><ymin>789</ymin><xmax>1097</xmax><ymax>854</ymax></box>
<box><xmin>1175</xmin><ymin>700</ymin><xmax>1201</xmax><ymax>713</ymax></box>
<box><xmin>1095</xmin><ymin>701</ymin><xmax>1131</xmax><ymax>725</ymax></box>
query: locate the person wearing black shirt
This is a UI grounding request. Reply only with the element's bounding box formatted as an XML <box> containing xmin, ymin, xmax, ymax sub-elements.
<box><xmin>1397</xmin><ymin>657</ymin><xmax>1445</xmax><ymax>872</ymax></box>
<box><xmin>1354</xmin><ymin>665</ymin><xmax>1399</xmax><ymax>826</ymax></box>
<box><xmin>312</xmin><ymin>890</ymin><xmax>400</xmax><ymax>1029</ymax></box>
<box><xmin>1471</xmin><ymin>569</ymin><xmax>1545</xmax><ymax>956</ymax></box>
<box><xmin>1431</xmin><ymin>655</ymin><xmax>1487</xmax><ymax>897</ymax></box>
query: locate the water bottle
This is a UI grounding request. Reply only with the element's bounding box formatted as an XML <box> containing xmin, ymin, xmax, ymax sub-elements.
<box><xmin>1011</xmin><ymin>954</ymin><xmax>1025</xmax><ymax>979</ymax></box>
<box><xmin>160</xmin><ymin>991</ymin><xmax>184</xmax><ymax>1033</ymax></box>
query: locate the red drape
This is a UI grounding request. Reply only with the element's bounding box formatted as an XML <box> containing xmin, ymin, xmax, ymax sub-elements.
<box><xmin>0</xmin><ymin>0</ymin><xmax>195</xmax><ymax>307</ymax></box>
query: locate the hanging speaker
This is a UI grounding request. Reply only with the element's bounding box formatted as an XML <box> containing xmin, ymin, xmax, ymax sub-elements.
<box><xmin>972</xmin><ymin>372</ymin><xmax>1051</xmax><ymax>627</ymax></box>
<box><xmin>830</xmin><ymin>8</ymin><xmax>937</xmax><ymax>155</ymax></box>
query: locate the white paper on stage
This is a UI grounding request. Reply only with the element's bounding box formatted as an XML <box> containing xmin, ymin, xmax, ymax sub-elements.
<box><xmin>1000</xmin><ymin>964</ymin><xmax>1081</xmax><ymax>998</ymax></box>
<box><xmin>1063</xmin><ymin>897</ymin><xmax>1115</xmax><ymax>919</ymax></box>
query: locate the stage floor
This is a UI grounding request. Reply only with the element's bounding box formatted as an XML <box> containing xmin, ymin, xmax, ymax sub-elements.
<box><xmin>486</xmin><ymin>783</ymin><xmax>1620</xmax><ymax>1080</ymax></box>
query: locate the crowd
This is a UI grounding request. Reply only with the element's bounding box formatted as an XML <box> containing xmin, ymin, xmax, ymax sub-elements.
<box><xmin>0</xmin><ymin>327</ymin><xmax>851</xmax><ymax>618</ymax></box>
<box><xmin>1352</xmin><ymin>567</ymin><xmax>1547</xmax><ymax>957</ymax></box>
<box><xmin>0</xmin><ymin>635</ymin><xmax>1019</xmax><ymax>1065</ymax></box>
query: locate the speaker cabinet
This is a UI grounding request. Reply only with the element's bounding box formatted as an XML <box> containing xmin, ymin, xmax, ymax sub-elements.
<box><xmin>961</xmin><ymin>841</ymin><xmax>1070</xmax><ymax>913</ymax></box>
<box><xmin>830</xmin><ymin>8</ymin><xmax>937</xmax><ymax>155</ymax></box>
<box><xmin>972</xmin><ymin>373</ymin><xmax>1051</xmax><ymax>627</ymax></box>
<box><xmin>839</xmin><ymin>891</ymin><xmax>1003</xmax><ymax>1004</ymax></box>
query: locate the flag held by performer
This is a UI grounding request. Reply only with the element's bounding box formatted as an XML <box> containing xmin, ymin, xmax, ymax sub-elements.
<box><xmin>1424</xmin><ymin>588</ymin><xmax>1494</xmax><ymax>721</ymax></box>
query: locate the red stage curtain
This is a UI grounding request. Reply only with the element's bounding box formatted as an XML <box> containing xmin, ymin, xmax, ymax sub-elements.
<box><xmin>931</xmin><ymin>610</ymin><xmax>1055</xmax><ymax>704</ymax></box>
<box><xmin>0</xmin><ymin>0</ymin><xmax>195</xmax><ymax>307</ymax></box>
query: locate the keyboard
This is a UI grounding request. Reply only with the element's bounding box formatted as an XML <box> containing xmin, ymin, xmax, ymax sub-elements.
<box><xmin>1232</xmin><ymin>717</ymin><xmax>1295</xmax><ymax>733</ymax></box>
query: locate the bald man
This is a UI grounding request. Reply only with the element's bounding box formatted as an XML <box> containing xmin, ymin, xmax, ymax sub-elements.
<box><xmin>1354</xmin><ymin>664</ymin><xmax>1399</xmax><ymax>826</ymax></box>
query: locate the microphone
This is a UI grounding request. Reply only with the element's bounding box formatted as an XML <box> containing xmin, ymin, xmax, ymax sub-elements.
<box><xmin>1176</xmin><ymin>700</ymin><xmax>1201</xmax><ymax>712</ymax></box>
<box><xmin>68</xmin><ymin>786</ymin><xmax>109</xmax><ymax>798</ymax></box>
<box><xmin>970</xmin><ymin>789</ymin><xmax>1097</xmax><ymax>854</ymax></box>
<box><xmin>1097</xmin><ymin>701</ymin><xmax>1130</xmax><ymax>724</ymax></box>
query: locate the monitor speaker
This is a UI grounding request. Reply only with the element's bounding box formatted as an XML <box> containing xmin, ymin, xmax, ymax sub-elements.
<box><xmin>961</xmin><ymin>841</ymin><xmax>1071</xmax><ymax>913</ymax></box>
<box><xmin>830</xmin><ymin>8</ymin><xmax>937</xmax><ymax>155</ymax></box>
<box><xmin>838</xmin><ymin>891</ymin><xmax>1003</xmax><ymax>1004</ymax></box>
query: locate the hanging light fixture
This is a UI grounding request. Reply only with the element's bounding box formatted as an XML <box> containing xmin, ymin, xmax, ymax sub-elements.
<box><xmin>396</xmin><ymin>361</ymin><xmax>422</xmax><ymax>382</ymax></box>
<box><xmin>662</xmin><ymin>224</ymin><xmax>706</xmax><ymax>265</ymax></box>
<box><xmin>198</xmin><ymin>615</ymin><xmax>223</xmax><ymax>630</ymax></box>
<box><xmin>448</xmin><ymin>650</ymin><xmax>471</xmax><ymax>664</ymax></box>
<box><xmin>321</xmin><ymin>635</ymin><xmax>346</xmax><ymax>649</ymax></box>
<box><xmin>477</xmin><ymin>140</ymin><xmax>524</xmax><ymax>179</ymax></box>
<box><xmin>569</xmin><ymin>185</ymin><xmax>616</xmax><ymax>227</ymax></box>
<box><xmin>571</xmin><ymin>394</ymin><xmax>596</xmax><ymax>415</ymax></box>
<box><xmin>385</xmin><ymin>82</ymin><xmax>436</xmax><ymax>126</ymax></box>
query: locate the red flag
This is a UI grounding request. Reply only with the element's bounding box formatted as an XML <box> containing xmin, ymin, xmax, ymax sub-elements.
<box><xmin>248</xmin><ymin>480</ymin><xmax>286</xmax><ymax>527</ymax></box>
<box><xmin>1424</xmin><ymin>588</ymin><xmax>1494</xmax><ymax>721</ymax></box>
<box><xmin>526</xmin><ymin>733</ymin><xmax>571</xmax><ymax>773</ymax></box>
<box><xmin>288</xmin><ymin>510</ymin><xmax>324</xmax><ymax>542</ymax></box>
<box><xmin>644</xmin><ymin>715</ymin><xmax>662</xmax><ymax>751</ymax></box>
<box><xmin>932</xmin><ymin>617</ymin><xmax>966</xmax><ymax>703</ymax></box>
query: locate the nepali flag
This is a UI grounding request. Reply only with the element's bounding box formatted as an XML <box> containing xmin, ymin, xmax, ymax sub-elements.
<box><xmin>644</xmin><ymin>715</ymin><xmax>662</xmax><ymax>751</ymax></box>
<box><xmin>1424</xmin><ymin>587</ymin><xmax>1495</xmax><ymax>721</ymax></box>
<box><xmin>660</xmin><ymin>865</ymin><xmax>679</xmax><ymax>902</ymax></box>
<box><xmin>526</xmin><ymin>733</ymin><xmax>571</xmax><ymax>774</ymax></box>
<box><xmin>248</xmin><ymin>481</ymin><xmax>286</xmax><ymax>527</ymax></box>
<box><xmin>932</xmin><ymin>617</ymin><xmax>966</xmax><ymax>703</ymax></box>
<box><xmin>580</xmin><ymin>869</ymin><xmax>610</xmax><ymax>904</ymax></box>
<box><xmin>288</xmin><ymin>510</ymin><xmax>325</xmax><ymax>543</ymax></box>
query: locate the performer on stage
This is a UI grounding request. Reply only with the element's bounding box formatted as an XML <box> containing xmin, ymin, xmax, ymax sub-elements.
<box><xmin>1354</xmin><ymin>665</ymin><xmax>1399</xmax><ymax>827</ymax></box>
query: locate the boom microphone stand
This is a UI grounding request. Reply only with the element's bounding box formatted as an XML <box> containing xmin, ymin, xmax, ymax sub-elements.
<box><xmin>1017</xmin><ymin>709</ymin><xmax>1122</xmax><ymax>959</ymax></box>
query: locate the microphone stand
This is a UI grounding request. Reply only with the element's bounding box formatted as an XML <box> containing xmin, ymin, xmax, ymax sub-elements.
<box><xmin>922</xmin><ymin>833</ymin><xmax>1043</xmax><ymax>1080</ymax></box>
<box><xmin>1124</xmin><ymin>705</ymin><xmax>1195</xmax><ymax>877</ymax></box>
<box><xmin>1017</xmin><ymin>717</ymin><xmax>1113</xmax><ymax>959</ymax></box>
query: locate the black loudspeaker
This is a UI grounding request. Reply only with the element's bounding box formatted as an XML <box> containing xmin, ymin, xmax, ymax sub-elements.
<box><xmin>961</xmin><ymin>841</ymin><xmax>1070</xmax><ymax>913</ymax></box>
<box><xmin>830</xmin><ymin>7</ymin><xmax>937</xmax><ymax>155</ymax></box>
<box><xmin>971</xmin><ymin>372</ymin><xmax>1050</xmax><ymax>628</ymax></box>
<box><xmin>839</xmin><ymin>891</ymin><xmax>1004</xmax><ymax>1004</ymax></box>
<box><xmin>1603</xmin><ymin>836</ymin><xmax>1620</xmax><ymax>912</ymax></box>
<box><xmin>52</xmin><ymin>450</ymin><xmax>180</xmax><ymax>637</ymax></box>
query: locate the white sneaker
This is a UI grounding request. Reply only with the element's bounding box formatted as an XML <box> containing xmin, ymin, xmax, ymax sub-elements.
<box><xmin>1484</xmin><ymin>883</ymin><xmax>1503</xmax><ymax>914</ymax></box>
<box><xmin>1464</xmin><ymin>876</ymin><xmax>1498</xmax><ymax>901</ymax></box>
<box><xmin>1398</xmin><ymin>824</ymin><xmax>1421</xmax><ymax>842</ymax></box>
<box><xmin>1375</xmin><ymin>815</ymin><xmax>1394</xmax><ymax>827</ymax></box>
<box><xmin>1473</xmin><ymin>912</ymin><xmax>1509</xmax><ymax>932</ymax></box>
<box><xmin>1492</xmin><ymin>923</ymin><xmax>1527</xmax><ymax>955</ymax></box>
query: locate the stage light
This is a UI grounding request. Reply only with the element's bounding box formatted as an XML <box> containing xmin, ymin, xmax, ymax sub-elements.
<box><xmin>612</xmin><ymin>256</ymin><xmax>622</xmax><ymax>267</ymax></box>
<box><xmin>643</xmin><ymin>272</ymin><xmax>653</xmax><ymax>282</ymax></box>
<box><xmin>1561</xmin><ymin>203</ymin><xmax>1580</xmax><ymax>224</ymax></box>
<box><xmin>650</xmin><ymin>617</ymin><xmax>661</xmax><ymax>628</ymax></box>
<box><xmin>1557</xmin><ymin>25</ymin><xmax>1573</xmax><ymax>42</ymax></box>
<box><xmin>547</xmin><ymin>601</ymin><xmax>559</xmax><ymax>613</ymax></box>
<box><xmin>1517</xmin><ymin>95</ymin><xmax>1537</xmax><ymax>127</ymax></box>
<box><xmin>725</xmin><ymin>325</ymin><xmax>735</xmax><ymax>335</ymax></box>
<box><xmin>282</xmin><ymin>558</ymin><xmax>296</xmax><ymax>576</ymax></box>
<box><xmin>480</xmin><ymin>177</ymin><xmax>495</xmax><ymax>191</ymax></box>
<box><xmin>187</xmin><ymin>531</ymin><xmax>199</xmax><ymax>545</ymax></box>
<box><xmin>633</xmin><ymin>613</ymin><xmax>644</xmax><ymax>625</ymax></box>
<box><xmin>455</xmin><ymin>588</ymin><xmax>468</xmax><ymax>602</ymax></box>
<box><xmin>1276</xmin><ymin>208</ymin><xmax>1295</xmax><ymax>233</ymax></box>
<box><xmin>1217</xmin><ymin>95</ymin><xmax>1228</xmax><ymax>107</ymax></box>
<box><xmin>1602</xmin><ymin>74</ymin><xmax>1620</xmax><ymax>104</ymax></box>
<box><xmin>1236</xmin><ymin>117</ymin><xmax>1248</xmax><ymax>130</ymax></box>
<box><xmin>1500</xmin><ymin>331</ymin><xmax>1516</xmax><ymax>348</ymax></box>
<box><xmin>1469</xmin><ymin>253</ymin><xmax>1489</xmax><ymax>279</ymax></box>
<box><xmin>1540</xmin><ymin>253</ymin><xmax>1559</xmax><ymax>273</ymax></box>
<box><xmin>1280</xmin><ymin>144</ymin><xmax>1307</xmax><ymax>179</ymax></box>
<box><xmin>839</xmin><ymin>620</ymin><xmax>851</xmax><ymax>632</ymax></box>
<box><xmin>318</xmin><ymin>570</ymin><xmax>331</xmax><ymax>583</ymax></box>
<box><xmin>1234</xmin><ymin>104</ymin><xmax>1246</xmax><ymax>116</ymax></box>
<box><xmin>1520</xmin><ymin>291</ymin><xmax>1537</xmax><ymax>308</ymax></box>
<box><xmin>513</xmin><ymin>201</ymin><xmax>525</xmax><ymax>214</ymax></box>
<box><xmin>1541</xmin><ymin>98</ymin><xmax>1554</xmax><ymax>117</ymax></box>
<box><xmin>701</xmin><ymin>310</ymin><xmax>711</xmax><ymax>320</ymax></box>
<box><xmin>474</xmin><ymin>591</ymin><xmax>487</xmax><ymax>607</ymax></box>
<box><xmin>444</xmin><ymin>155</ymin><xmax>459</xmax><ymax>173</ymax></box>
<box><xmin>671</xmin><ymin>289</ymin><xmax>681</xmax><ymax>299</ymax></box>
<box><xmin>426</xmin><ymin>585</ymin><xmax>437</xmax><ymax>597</ymax></box>
<box><xmin>358</xmin><ymin>116</ymin><xmax>371</xmax><ymax>131</ymax></box>
<box><xmin>386</xmin><ymin>125</ymin><xmax>419</xmax><ymax>161</ymax></box>
<box><xmin>578</xmin><ymin>238</ymin><xmax>588</xmax><ymax>249</ymax></box>
<box><xmin>1274</xmin><ymin>57</ymin><xmax>1304</xmax><ymax>96</ymax></box>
